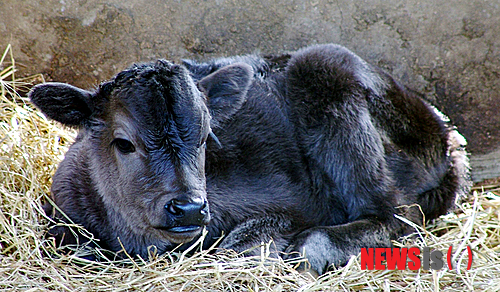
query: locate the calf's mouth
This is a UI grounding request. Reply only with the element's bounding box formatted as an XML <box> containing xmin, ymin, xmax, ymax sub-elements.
<box><xmin>158</xmin><ymin>225</ymin><xmax>206</xmax><ymax>244</ymax></box>
<box><xmin>167</xmin><ymin>225</ymin><xmax>203</xmax><ymax>233</ymax></box>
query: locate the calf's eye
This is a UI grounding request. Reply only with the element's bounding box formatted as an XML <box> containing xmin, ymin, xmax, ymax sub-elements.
<box><xmin>113</xmin><ymin>138</ymin><xmax>136</xmax><ymax>154</ymax></box>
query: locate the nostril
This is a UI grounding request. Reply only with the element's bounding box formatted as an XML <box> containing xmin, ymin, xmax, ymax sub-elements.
<box><xmin>200</xmin><ymin>202</ymin><xmax>208</xmax><ymax>215</ymax></box>
<box><xmin>166</xmin><ymin>200</ymin><xmax>183</xmax><ymax>216</ymax></box>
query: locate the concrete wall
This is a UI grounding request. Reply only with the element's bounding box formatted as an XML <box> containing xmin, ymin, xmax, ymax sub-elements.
<box><xmin>1</xmin><ymin>0</ymin><xmax>499</xmax><ymax>181</ymax></box>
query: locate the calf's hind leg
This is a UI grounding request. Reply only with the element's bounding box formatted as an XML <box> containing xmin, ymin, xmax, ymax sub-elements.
<box><xmin>286</xmin><ymin>44</ymin><xmax>401</xmax><ymax>225</ymax></box>
<box><xmin>285</xmin><ymin>44</ymin><xmax>413</xmax><ymax>273</ymax></box>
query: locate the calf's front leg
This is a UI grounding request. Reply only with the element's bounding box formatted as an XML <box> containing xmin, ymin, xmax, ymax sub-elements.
<box><xmin>286</xmin><ymin>218</ymin><xmax>406</xmax><ymax>275</ymax></box>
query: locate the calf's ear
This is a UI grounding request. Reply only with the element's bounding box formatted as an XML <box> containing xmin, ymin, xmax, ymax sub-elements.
<box><xmin>29</xmin><ymin>82</ymin><xmax>95</xmax><ymax>126</ymax></box>
<box><xmin>197</xmin><ymin>63</ymin><xmax>253</xmax><ymax>126</ymax></box>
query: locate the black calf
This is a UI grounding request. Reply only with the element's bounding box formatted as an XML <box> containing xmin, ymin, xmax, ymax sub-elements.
<box><xmin>29</xmin><ymin>44</ymin><xmax>470</xmax><ymax>274</ymax></box>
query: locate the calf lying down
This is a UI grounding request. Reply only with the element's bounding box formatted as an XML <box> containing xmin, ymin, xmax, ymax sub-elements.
<box><xmin>30</xmin><ymin>44</ymin><xmax>470</xmax><ymax>274</ymax></box>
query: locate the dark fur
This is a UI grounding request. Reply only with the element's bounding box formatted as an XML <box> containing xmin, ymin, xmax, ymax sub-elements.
<box><xmin>30</xmin><ymin>44</ymin><xmax>470</xmax><ymax>274</ymax></box>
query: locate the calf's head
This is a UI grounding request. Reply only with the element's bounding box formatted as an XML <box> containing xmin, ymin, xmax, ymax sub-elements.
<box><xmin>29</xmin><ymin>60</ymin><xmax>253</xmax><ymax>252</ymax></box>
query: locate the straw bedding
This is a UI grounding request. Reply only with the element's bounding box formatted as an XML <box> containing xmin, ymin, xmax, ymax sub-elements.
<box><xmin>1</xmin><ymin>45</ymin><xmax>499</xmax><ymax>291</ymax></box>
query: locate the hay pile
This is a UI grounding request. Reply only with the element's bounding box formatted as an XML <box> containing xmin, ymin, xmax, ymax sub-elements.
<box><xmin>1</xmin><ymin>45</ymin><xmax>499</xmax><ymax>291</ymax></box>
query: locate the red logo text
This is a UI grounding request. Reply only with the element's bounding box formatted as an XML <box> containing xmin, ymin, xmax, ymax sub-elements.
<box><xmin>360</xmin><ymin>246</ymin><xmax>473</xmax><ymax>271</ymax></box>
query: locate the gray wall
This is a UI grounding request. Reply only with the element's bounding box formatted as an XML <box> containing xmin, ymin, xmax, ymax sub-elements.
<box><xmin>1</xmin><ymin>0</ymin><xmax>499</xmax><ymax>181</ymax></box>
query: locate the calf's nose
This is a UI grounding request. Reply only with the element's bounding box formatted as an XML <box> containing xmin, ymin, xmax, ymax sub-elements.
<box><xmin>165</xmin><ymin>197</ymin><xmax>208</xmax><ymax>227</ymax></box>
